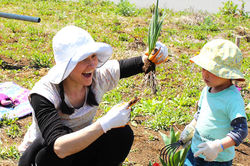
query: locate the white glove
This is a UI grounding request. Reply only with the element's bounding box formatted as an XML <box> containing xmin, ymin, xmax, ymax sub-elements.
<box><xmin>97</xmin><ymin>102</ymin><xmax>131</xmax><ymax>133</ymax></box>
<box><xmin>179</xmin><ymin>123</ymin><xmax>195</xmax><ymax>147</ymax></box>
<box><xmin>147</xmin><ymin>41</ymin><xmax>168</xmax><ymax>64</ymax></box>
<box><xmin>194</xmin><ymin>139</ymin><xmax>224</xmax><ymax>161</ymax></box>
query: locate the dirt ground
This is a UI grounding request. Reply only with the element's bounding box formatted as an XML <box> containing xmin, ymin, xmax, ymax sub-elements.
<box><xmin>0</xmin><ymin>115</ymin><xmax>249</xmax><ymax>166</ymax></box>
<box><xmin>127</xmin><ymin>120</ymin><xmax>250</xmax><ymax>166</ymax></box>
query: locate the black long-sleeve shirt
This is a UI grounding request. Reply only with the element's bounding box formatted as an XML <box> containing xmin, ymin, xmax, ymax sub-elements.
<box><xmin>31</xmin><ymin>56</ymin><xmax>145</xmax><ymax>146</ymax></box>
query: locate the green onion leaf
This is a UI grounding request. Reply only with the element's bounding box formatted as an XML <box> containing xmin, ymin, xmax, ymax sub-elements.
<box><xmin>148</xmin><ymin>0</ymin><xmax>166</xmax><ymax>55</ymax></box>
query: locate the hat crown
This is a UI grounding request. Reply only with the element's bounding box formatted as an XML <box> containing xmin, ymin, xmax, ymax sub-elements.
<box><xmin>52</xmin><ymin>25</ymin><xmax>94</xmax><ymax>64</ymax></box>
<box><xmin>200</xmin><ymin>39</ymin><xmax>242</xmax><ymax>70</ymax></box>
<box><xmin>190</xmin><ymin>39</ymin><xmax>244</xmax><ymax>81</ymax></box>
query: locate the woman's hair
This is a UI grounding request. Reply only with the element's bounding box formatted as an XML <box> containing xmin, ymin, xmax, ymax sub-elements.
<box><xmin>86</xmin><ymin>85</ymin><xmax>99</xmax><ymax>107</ymax></box>
<box><xmin>59</xmin><ymin>83</ymin><xmax>99</xmax><ymax>115</ymax></box>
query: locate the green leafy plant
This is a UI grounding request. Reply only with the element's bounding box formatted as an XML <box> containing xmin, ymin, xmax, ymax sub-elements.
<box><xmin>5</xmin><ymin>123</ymin><xmax>22</xmax><ymax>138</ymax></box>
<box><xmin>159</xmin><ymin>126</ymin><xmax>190</xmax><ymax>166</ymax></box>
<box><xmin>238</xmin><ymin>0</ymin><xmax>249</xmax><ymax>17</ymax></box>
<box><xmin>144</xmin><ymin>0</ymin><xmax>166</xmax><ymax>94</ymax></box>
<box><xmin>117</xmin><ymin>0</ymin><xmax>137</xmax><ymax>17</ymax></box>
<box><xmin>148</xmin><ymin>0</ymin><xmax>166</xmax><ymax>55</ymax></box>
<box><xmin>0</xmin><ymin>115</ymin><xmax>18</xmax><ymax>127</ymax></box>
<box><xmin>0</xmin><ymin>145</ymin><xmax>20</xmax><ymax>160</ymax></box>
<box><xmin>219</xmin><ymin>0</ymin><xmax>238</xmax><ymax>15</ymax></box>
<box><xmin>132</xmin><ymin>97</ymin><xmax>193</xmax><ymax>130</ymax></box>
<box><xmin>31</xmin><ymin>53</ymin><xmax>52</xmax><ymax>68</ymax></box>
<box><xmin>246</xmin><ymin>103</ymin><xmax>250</xmax><ymax>121</ymax></box>
<box><xmin>219</xmin><ymin>0</ymin><xmax>249</xmax><ymax>18</ymax></box>
<box><xmin>201</xmin><ymin>16</ymin><xmax>219</xmax><ymax>31</ymax></box>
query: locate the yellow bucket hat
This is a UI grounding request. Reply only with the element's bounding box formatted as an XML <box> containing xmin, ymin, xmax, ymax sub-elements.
<box><xmin>190</xmin><ymin>39</ymin><xmax>245</xmax><ymax>81</ymax></box>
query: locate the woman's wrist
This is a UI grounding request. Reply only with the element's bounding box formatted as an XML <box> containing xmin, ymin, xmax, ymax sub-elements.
<box><xmin>142</xmin><ymin>55</ymin><xmax>147</xmax><ymax>64</ymax></box>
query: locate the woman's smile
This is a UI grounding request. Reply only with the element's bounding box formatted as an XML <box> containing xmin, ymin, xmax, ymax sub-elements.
<box><xmin>82</xmin><ymin>72</ymin><xmax>92</xmax><ymax>78</ymax></box>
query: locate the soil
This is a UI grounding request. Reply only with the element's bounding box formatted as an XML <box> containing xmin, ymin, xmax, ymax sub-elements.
<box><xmin>127</xmin><ymin>121</ymin><xmax>250</xmax><ymax>166</ymax></box>
<box><xmin>0</xmin><ymin>115</ymin><xmax>249</xmax><ymax>166</ymax></box>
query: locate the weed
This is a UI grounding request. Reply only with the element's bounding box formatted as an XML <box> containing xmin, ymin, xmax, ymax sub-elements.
<box><xmin>0</xmin><ymin>115</ymin><xmax>17</xmax><ymax>127</ymax></box>
<box><xmin>117</xmin><ymin>0</ymin><xmax>137</xmax><ymax>17</ymax></box>
<box><xmin>159</xmin><ymin>126</ymin><xmax>190</xmax><ymax>166</ymax></box>
<box><xmin>219</xmin><ymin>0</ymin><xmax>249</xmax><ymax>18</ymax></box>
<box><xmin>238</xmin><ymin>0</ymin><xmax>249</xmax><ymax>17</ymax></box>
<box><xmin>220</xmin><ymin>0</ymin><xmax>238</xmax><ymax>15</ymax></box>
<box><xmin>119</xmin><ymin>33</ymin><xmax>130</xmax><ymax>41</ymax></box>
<box><xmin>0</xmin><ymin>145</ymin><xmax>20</xmax><ymax>160</ymax></box>
<box><xmin>246</xmin><ymin>103</ymin><xmax>250</xmax><ymax>121</ymax></box>
<box><xmin>5</xmin><ymin>123</ymin><xmax>22</xmax><ymax>138</ymax></box>
<box><xmin>31</xmin><ymin>53</ymin><xmax>52</xmax><ymax>68</ymax></box>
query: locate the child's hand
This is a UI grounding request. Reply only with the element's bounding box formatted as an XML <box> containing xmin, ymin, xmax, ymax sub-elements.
<box><xmin>194</xmin><ymin>139</ymin><xmax>223</xmax><ymax>161</ymax></box>
<box><xmin>179</xmin><ymin>123</ymin><xmax>195</xmax><ymax>147</ymax></box>
<box><xmin>145</xmin><ymin>41</ymin><xmax>168</xmax><ymax>64</ymax></box>
<box><xmin>179</xmin><ymin>119</ymin><xmax>196</xmax><ymax>147</ymax></box>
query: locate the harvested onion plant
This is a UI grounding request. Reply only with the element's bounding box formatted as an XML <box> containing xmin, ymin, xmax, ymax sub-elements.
<box><xmin>143</xmin><ymin>0</ymin><xmax>166</xmax><ymax>94</ymax></box>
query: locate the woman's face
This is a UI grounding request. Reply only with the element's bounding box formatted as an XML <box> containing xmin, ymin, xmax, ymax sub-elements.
<box><xmin>68</xmin><ymin>54</ymin><xmax>98</xmax><ymax>86</ymax></box>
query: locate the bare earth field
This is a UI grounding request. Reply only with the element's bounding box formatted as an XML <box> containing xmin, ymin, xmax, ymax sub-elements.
<box><xmin>0</xmin><ymin>114</ymin><xmax>249</xmax><ymax>166</ymax></box>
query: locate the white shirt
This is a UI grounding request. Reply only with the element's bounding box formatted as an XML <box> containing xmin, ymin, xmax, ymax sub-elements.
<box><xmin>18</xmin><ymin>60</ymin><xmax>120</xmax><ymax>153</ymax></box>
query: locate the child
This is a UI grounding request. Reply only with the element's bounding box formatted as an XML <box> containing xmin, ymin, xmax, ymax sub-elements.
<box><xmin>182</xmin><ymin>39</ymin><xmax>248</xmax><ymax>166</ymax></box>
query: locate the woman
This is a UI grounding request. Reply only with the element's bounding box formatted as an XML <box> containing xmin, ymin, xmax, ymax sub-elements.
<box><xmin>18</xmin><ymin>25</ymin><xmax>168</xmax><ymax>166</ymax></box>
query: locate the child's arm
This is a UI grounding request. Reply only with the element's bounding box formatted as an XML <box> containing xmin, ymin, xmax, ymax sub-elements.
<box><xmin>179</xmin><ymin>119</ymin><xmax>197</xmax><ymax>147</ymax></box>
<box><xmin>227</xmin><ymin>117</ymin><xmax>248</xmax><ymax>146</ymax></box>
<box><xmin>194</xmin><ymin>117</ymin><xmax>248</xmax><ymax>161</ymax></box>
<box><xmin>220</xmin><ymin>136</ymin><xmax>235</xmax><ymax>149</ymax></box>
<box><xmin>179</xmin><ymin>102</ymin><xmax>200</xmax><ymax>146</ymax></box>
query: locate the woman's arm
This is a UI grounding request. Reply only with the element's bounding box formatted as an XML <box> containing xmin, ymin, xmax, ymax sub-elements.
<box><xmin>118</xmin><ymin>56</ymin><xmax>145</xmax><ymax>79</ymax></box>
<box><xmin>54</xmin><ymin>121</ymin><xmax>104</xmax><ymax>158</ymax></box>
<box><xmin>30</xmin><ymin>94</ymin><xmax>104</xmax><ymax>159</ymax></box>
<box><xmin>55</xmin><ymin>102</ymin><xmax>132</xmax><ymax>158</ymax></box>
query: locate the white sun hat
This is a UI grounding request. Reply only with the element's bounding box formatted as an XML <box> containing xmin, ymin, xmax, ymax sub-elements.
<box><xmin>190</xmin><ymin>39</ymin><xmax>245</xmax><ymax>81</ymax></box>
<box><xmin>47</xmin><ymin>25</ymin><xmax>112</xmax><ymax>84</ymax></box>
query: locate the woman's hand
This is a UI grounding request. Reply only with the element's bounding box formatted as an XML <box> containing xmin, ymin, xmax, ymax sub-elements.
<box><xmin>145</xmin><ymin>41</ymin><xmax>168</xmax><ymax>65</ymax></box>
<box><xmin>97</xmin><ymin>102</ymin><xmax>131</xmax><ymax>133</ymax></box>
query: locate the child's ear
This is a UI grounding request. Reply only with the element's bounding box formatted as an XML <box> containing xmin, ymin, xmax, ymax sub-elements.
<box><xmin>0</xmin><ymin>99</ymin><xmax>12</xmax><ymax>106</ymax></box>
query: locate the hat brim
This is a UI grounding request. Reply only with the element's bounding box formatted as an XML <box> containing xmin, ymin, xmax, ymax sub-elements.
<box><xmin>190</xmin><ymin>55</ymin><xmax>245</xmax><ymax>81</ymax></box>
<box><xmin>48</xmin><ymin>42</ymin><xmax>112</xmax><ymax>84</ymax></box>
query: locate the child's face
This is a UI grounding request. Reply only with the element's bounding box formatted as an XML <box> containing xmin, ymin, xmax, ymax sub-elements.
<box><xmin>202</xmin><ymin>69</ymin><xmax>231</xmax><ymax>91</ymax></box>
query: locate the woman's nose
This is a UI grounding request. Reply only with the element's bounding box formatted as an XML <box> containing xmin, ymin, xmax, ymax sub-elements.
<box><xmin>88</xmin><ymin>58</ymin><xmax>98</xmax><ymax>67</ymax></box>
